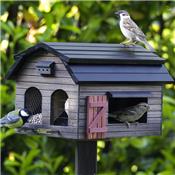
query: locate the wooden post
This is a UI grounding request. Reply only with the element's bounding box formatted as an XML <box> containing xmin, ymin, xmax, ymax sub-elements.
<box><xmin>75</xmin><ymin>141</ymin><xmax>97</xmax><ymax>175</ymax></box>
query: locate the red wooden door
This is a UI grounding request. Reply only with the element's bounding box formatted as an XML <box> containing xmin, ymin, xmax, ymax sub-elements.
<box><xmin>87</xmin><ymin>95</ymin><xmax>108</xmax><ymax>139</ymax></box>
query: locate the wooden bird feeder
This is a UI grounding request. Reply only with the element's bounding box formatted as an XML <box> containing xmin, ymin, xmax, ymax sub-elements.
<box><xmin>6</xmin><ymin>42</ymin><xmax>173</xmax><ymax>175</ymax></box>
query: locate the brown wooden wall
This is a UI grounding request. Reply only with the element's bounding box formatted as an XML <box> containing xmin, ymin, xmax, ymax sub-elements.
<box><xmin>78</xmin><ymin>85</ymin><xmax>162</xmax><ymax>139</ymax></box>
<box><xmin>15</xmin><ymin>53</ymin><xmax>79</xmax><ymax>139</ymax></box>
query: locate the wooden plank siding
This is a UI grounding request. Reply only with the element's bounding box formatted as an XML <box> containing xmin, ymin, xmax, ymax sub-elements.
<box><xmin>15</xmin><ymin>53</ymin><xmax>79</xmax><ymax>139</ymax></box>
<box><xmin>78</xmin><ymin>85</ymin><xmax>162</xmax><ymax>139</ymax></box>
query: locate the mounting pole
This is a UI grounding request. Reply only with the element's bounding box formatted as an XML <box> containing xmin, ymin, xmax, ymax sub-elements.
<box><xmin>75</xmin><ymin>141</ymin><xmax>97</xmax><ymax>175</ymax></box>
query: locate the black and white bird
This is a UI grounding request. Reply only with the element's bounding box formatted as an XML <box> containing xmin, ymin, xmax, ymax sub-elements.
<box><xmin>108</xmin><ymin>102</ymin><xmax>150</xmax><ymax>127</ymax></box>
<box><xmin>115</xmin><ymin>10</ymin><xmax>154</xmax><ymax>51</ymax></box>
<box><xmin>0</xmin><ymin>109</ymin><xmax>31</xmax><ymax>128</ymax></box>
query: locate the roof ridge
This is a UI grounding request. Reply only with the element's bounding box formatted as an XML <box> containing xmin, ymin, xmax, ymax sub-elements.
<box><xmin>44</xmin><ymin>41</ymin><xmax>143</xmax><ymax>48</ymax></box>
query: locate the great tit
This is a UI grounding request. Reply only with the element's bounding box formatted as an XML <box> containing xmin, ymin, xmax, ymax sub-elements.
<box><xmin>108</xmin><ymin>102</ymin><xmax>150</xmax><ymax>127</ymax></box>
<box><xmin>0</xmin><ymin>109</ymin><xmax>31</xmax><ymax>128</ymax></box>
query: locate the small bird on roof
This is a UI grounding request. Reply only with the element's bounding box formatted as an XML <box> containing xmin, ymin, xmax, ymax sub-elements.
<box><xmin>0</xmin><ymin>109</ymin><xmax>31</xmax><ymax>128</ymax></box>
<box><xmin>115</xmin><ymin>10</ymin><xmax>154</xmax><ymax>51</ymax></box>
<box><xmin>108</xmin><ymin>102</ymin><xmax>150</xmax><ymax>127</ymax></box>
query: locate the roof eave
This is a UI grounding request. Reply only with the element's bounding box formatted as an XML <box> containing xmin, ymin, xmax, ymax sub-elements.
<box><xmin>14</xmin><ymin>42</ymin><xmax>70</xmax><ymax>62</ymax></box>
<box><xmin>6</xmin><ymin>42</ymin><xmax>73</xmax><ymax>80</ymax></box>
<box><xmin>68</xmin><ymin>58</ymin><xmax>165</xmax><ymax>65</ymax></box>
<box><xmin>77</xmin><ymin>80</ymin><xmax>174</xmax><ymax>85</ymax></box>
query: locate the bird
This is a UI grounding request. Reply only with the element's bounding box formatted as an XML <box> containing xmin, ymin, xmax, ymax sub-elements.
<box><xmin>108</xmin><ymin>102</ymin><xmax>150</xmax><ymax>127</ymax></box>
<box><xmin>53</xmin><ymin>111</ymin><xmax>68</xmax><ymax>126</ymax></box>
<box><xmin>0</xmin><ymin>109</ymin><xmax>31</xmax><ymax>128</ymax></box>
<box><xmin>115</xmin><ymin>10</ymin><xmax>154</xmax><ymax>51</ymax></box>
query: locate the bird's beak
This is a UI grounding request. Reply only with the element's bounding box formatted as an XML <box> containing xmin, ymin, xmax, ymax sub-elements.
<box><xmin>114</xmin><ymin>11</ymin><xmax>120</xmax><ymax>16</ymax></box>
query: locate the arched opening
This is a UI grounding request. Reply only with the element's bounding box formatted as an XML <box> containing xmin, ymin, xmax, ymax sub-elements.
<box><xmin>51</xmin><ymin>90</ymin><xmax>68</xmax><ymax>126</ymax></box>
<box><xmin>25</xmin><ymin>87</ymin><xmax>42</xmax><ymax>115</ymax></box>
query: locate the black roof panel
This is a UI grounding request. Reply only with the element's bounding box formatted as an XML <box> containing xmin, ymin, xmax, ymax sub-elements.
<box><xmin>44</xmin><ymin>42</ymin><xmax>164</xmax><ymax>65</ymax></box>
<box><xmin>69</xmin><ymin>64</ymin><xmax>173</xmax><ymax>84</ymax></box>
<box><xmin>6</xmin><ymin>42</ymin><xmax>174</xmax><ymax>84</ymax></box>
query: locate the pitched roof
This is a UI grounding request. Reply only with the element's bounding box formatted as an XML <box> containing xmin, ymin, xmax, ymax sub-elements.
<box><xmin>6</xmin><ymin>42</ymin><xmax>174</xmax><ymax>84</ymax></box>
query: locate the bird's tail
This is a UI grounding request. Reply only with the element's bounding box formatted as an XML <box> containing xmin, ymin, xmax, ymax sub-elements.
<box><xmin>142</xmin><ymin>40</ymin><xmax>155</xmax><ymax>52</ymax></box>
<box><xmin>0</xmin><ymin>118</ymin><xmax>6</xmax><ymax>127</ymax></box>
<box><xmin>108</xmin><ymin>113</ymin><xmax>116</xmax><ymax>119</ymax></box>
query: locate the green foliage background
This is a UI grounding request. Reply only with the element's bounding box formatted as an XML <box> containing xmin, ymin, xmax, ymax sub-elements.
<box><xmin>0</xmin><ymin>1</ymin><xmax>175</xmax><ymax>175</ymax></box>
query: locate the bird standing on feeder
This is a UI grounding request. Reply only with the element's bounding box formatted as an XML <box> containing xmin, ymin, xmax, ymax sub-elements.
<box><xmin>108</xmin><ymin>102</ymin><xmax>150</xmax><ymax>127</ymax></box>
<box><xmin>115</xmin><ymin>10</ymin><xmax>154</xmax><ymax>51</ymax></box>
<box><xmin>0</xmin><ymin>109</ymin><xmax>31</xmax><ymax>128</ymax></box>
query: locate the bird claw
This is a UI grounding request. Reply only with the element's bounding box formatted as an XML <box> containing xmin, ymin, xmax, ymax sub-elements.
<box><xmin>120</xmin><ymin>43</ymin><xmax>129</xmax><ymax>48</ymax></box>
<box><xmin>120</xmin><ymin>40</ymin><xmax>137</xmax><ymax>46</ymax></box>
<box><xmin>121</xmin><ymin>43</ymin><xmax>136</xmax><ymax>47</ymax></box>
<box><xmin>134</xmin><ymin>122</ymin><xmax>139</xmax><ymax>126</ymax></box>
<box><xmin>120</xmin><ymin>42</ymin><xmax>128</xmax><ymax>46</ymax></box>
<box><xmin>15</xmin><ymin>128</ymin><xmax>19</xmax><ymax>132</ymax></box>
<box><xmin>130</xmin><ymin>43</ymin><xmax>136</xmax><ymax>46</ymax></box>
<box><xmin>16</xmin><ymin>128</ymin><xmax>25</xmax><ymax>132</ymax></box>
<box><xmin>125</xmin><ymin>122</ymin><xmax>130</xmax><ymax>128</ymax></box>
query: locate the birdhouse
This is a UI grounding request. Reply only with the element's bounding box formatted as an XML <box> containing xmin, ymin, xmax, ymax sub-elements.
<box><xmin>6</xmin><ymin>42</ymin><xmax>173</xmax><ymax>140</ymax></box>
<box><xmin>36</xmin><ymin>61</ymin><xmax>55</xmax><ymax>76</ymax></box>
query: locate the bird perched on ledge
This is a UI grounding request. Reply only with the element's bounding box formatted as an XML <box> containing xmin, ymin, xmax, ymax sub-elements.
<box><xmin>108</xmin><ymin>102</ymin><xmax>150</xmax><ymax>127</ymax></box>
<box><xmin>0</xmin><ymin>109</ymin><xmax>31</xmax><ymax>128</ymax></box>
<box><xmin>115</xmin><ymin>10</ymin><xmax>154</xmax><ymax>52</ymax></box>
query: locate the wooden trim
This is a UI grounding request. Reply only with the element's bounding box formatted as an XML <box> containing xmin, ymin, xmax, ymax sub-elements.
<box><xmin>90</xmin><ymin>127</ymin><xmax>107</xmax><ymax>133</ymax></box>
<box><xmin>106</xmin><ymin>91</ymin><xmax>152</xmax><ymax>98</ymax></box>
<box><xmin>17</xmin><ymin>123</ymin><xmax>78</xmax><ymax>139</ymax></box>
<box><xmin>89</xmin><ymin>102</ymin><xmax>107</xmax><ymax>107</ymax></box>
<box><xmin>89</xmin><ymin>107</ymin><xmax>105</xmax><ymax>130</ymax></box>
<box><xmin>80</xmin><ymin>85</ymin><xmax>162</xmax><ymax>91</ymax></box>
<box><xmin>87</xmin><ymin>96</ymin><xmax>108</xmax><ymax>139</ymax></box>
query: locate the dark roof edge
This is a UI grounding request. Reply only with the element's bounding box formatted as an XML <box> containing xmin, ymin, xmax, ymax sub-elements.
<box><xmin>14</xmin><ymin>42</ymin><xmax>69</xmax><ymax>62</ymax></box>
<box><xmin>6</xmin><ymin>43</ymin><xmax>78</xmax><ymax>84</ymax></box>
<box><xmin>77</xmin><ymin>80</ymin><xmax>174</xmax><ymax>85</ymax></box>
<box><xmin>68</xmin><ymin>58</ymin><xmax>165</xmax><ymax>65</ymax></box>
